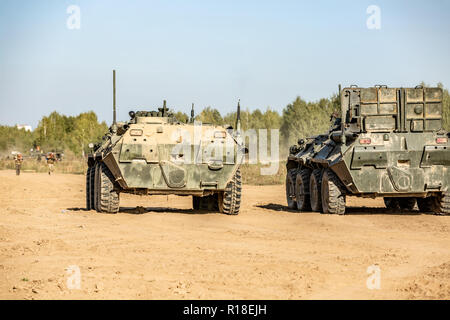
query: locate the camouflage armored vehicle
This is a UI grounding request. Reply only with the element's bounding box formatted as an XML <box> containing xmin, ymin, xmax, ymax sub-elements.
<box><xmin>286</xmin><ymin>85</ymin><xmax>449</xmax><ymax>215</ymax></box>
<box><xmin>86</xmin><ymin>71</ymin><xmax>244</xmax><ymax>214</ymax></box>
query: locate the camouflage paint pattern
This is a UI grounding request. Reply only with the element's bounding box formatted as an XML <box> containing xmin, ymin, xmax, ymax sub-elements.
<box><xmin>287</xmin><ymin>86</ymin><xmax>449</xmax><ymax>198</ymax></box>
<box><xmin>90</xmin><ymin>113</ymin><xmax>243</xmax><ymax>196</ymax></box>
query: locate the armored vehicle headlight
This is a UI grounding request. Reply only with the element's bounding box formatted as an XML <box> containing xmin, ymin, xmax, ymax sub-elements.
<box><xmin>214</xmin><ymin>131</ymin><xmax>226</xmax><ymax>139</ymax></box>
<box><xmin>436</xmin><ymin>137</ymin><xmax>448</xmax><ymax>144</ymax></box>
<box><xmin>359</xmin><ymin>138</ymin><xmax>372</xmax><ymax>145</ymax></box>
<box><xmin>130</xmin><ymin>129</ymin><xmax>143</xmax><ymax>136</ymax></box>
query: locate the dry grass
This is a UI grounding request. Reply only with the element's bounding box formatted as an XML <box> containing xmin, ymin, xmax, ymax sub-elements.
<box><xmin>0</xmin><ymin>159</ymin><xmax>87</xmax><ymax>175</ymax></box>
<box><xmin>240</xmin><ymin>162</ymin><xmax>286</xmax><ymax>185</ymax></box>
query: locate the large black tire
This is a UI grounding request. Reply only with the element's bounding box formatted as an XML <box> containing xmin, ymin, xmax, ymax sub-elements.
<box><xmin>417</xmin><ymin>197</ymin><xmax>435</xmax><ymax>213</ymax></box>
<box><xmin>206</xmin><ymin>195</ymin><xmax>219</xmax><ymax>211</ymax></box>
<box><xmin>86</xmin><ymin>167</ymin><xmax>92</xmax><ymax>210</ymax></box>
<box><xmin>321</xmin><ymin>169</ymin><xmax>346</xmax><ymax>215</ymax></box>
<box><xmin>309</xmin><ymin>169</ymin><xmax>323</xmax><ymax>212</ymax></box>
<box><xmin>385</xmin><ymin>197</ymin><xmax>416</xmax><ymax>211</ymax></box>
<box><xmin>295</xmin><ymin>168</ymin><xmax>312</xmax><ymax>211</ymax></box>
<box><xmin>432</xmin><ymin>192</ymin><xmax>450</xmax><ymax>215</ymax></box>
<box><xmin>192</xmin><ymin>196</ymin><xmax>201</xmax><ymax>210</ymax></box>
<box><xmin>89</xmin><ymin>166</ymin><xmax>95</xmax><ymax>210</ymax></box>
<box><xmin>96</xmin><ymin>162</ymin><xmax>120</xmax><ymax>214</ymax></box>
<box><xmin>398</xmin><ymin>198</ymin><xmax>416</xmax><ymax>211</ymax></box>
<box><xmin>219</xmin><ymin>169</ymin><xmax>242</xmax><ymax>215</ymax></box>
<box><xmin>93</xmin><ymin>163</ymin><xmax>100</xmax><ymax>211</ymax></box>
<box><xmin>384</xmin><ymin>198</ymin><xmax>400</xmax><ymax>210</ymax></box>
<box><xmin>193</xmin><ymin>195</ymin><xmax>219</xmax><ymax>211</ymax></box>
<box><xmin>285</xmin><ymin>168</ymin><xmax>298</xmax><ymax>209</ymax></box>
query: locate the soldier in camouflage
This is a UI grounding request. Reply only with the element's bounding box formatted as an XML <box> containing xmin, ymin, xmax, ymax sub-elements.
<box><xmin>14</xmin><ymin>153</ymin><xmax>23</xmax><ymax>176</ymax></box>
<box><xmin>46</xmin><ymin>152</ymin><xmax>56</xmax><ymax>175</ymax></box>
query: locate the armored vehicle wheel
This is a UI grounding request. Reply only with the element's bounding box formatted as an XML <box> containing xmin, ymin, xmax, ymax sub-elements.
<box><xmin>93</xmin><ymin>163</ymin><xmax>100</xmax><ymax>211</ymax></box>
<box><xmin>398</xmin><ymin>198</ymin><xmax>416</xmax><ymax>211</ymax></box>
<box><xmin>219</xmin><ymin>169</ymin><xmax>242</xmax><ymax>215</ymax></box>
<box><xmin>384</xmin><ymin>198</ymin><xmax>400</xmax><ymax>210</ymax></box>
<box><xmin>89</xmin><ymin>167</ymin><xmax>95</xmax><ymax>210</ymax></box>
<box><xmin>309</xmin><ymin>169</ymin><xmax>323</xmax><ymax>212</ymax></box>
<box><xmin>286</xmin><ymin>168</ymin><xmax>298</xmax><ymax>209</ymax></box>
<box><xmin>192</xmin><ymin>195</ymin><xmax>219</xmax><ymax>211</ymax></box>
<box><xmin>96</xmin><ymin>162</ymin><xmax>120</xmax><ymax>214</ymax></box>
<box><xmin>295</xmin><ymin>168</ymin><xmax>312</xmax><ymax>211</ymax></box>
<box><xmin>86</xmin><ymin>167</ymin><xmax>92</xmax><ymax>210</ymax></box>
<box><xmin>432</xmin><ymin>192</ymin><xmax>450</xmax><ymax>215</ymax></box>
<box><xmin>192</xmin><ymin>196</ymin><xmax>201</xmax><ymax>210</ymax></box>
<box><xmin>198</xmin><ymin>195</ymin><xmax>218</xmax><ymax>210</ymax></box>
<box><xmin>321</xmin><ymin>169</ymin><xmax>346</xmax><ymax>215</ymax></box>
<box><xmin>207</xmin><ymin>195</ymin><xmax>220</xmax><ymax>211</ymax></box>
<box><xmin>417</xmin><ymin>197</ymin><xmax>435</xmax><ymax>212</ymax></box>
<box><xmin>384</xmin><ymin>197</ymin><xmax>416</xmax><ymax>211</ymax></box>
<box><xmin>86</xmin><ymin>166</ymin><xmax>95</xmax><ymax>210</ymax></box>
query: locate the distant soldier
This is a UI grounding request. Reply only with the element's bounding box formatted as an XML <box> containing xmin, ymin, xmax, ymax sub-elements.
<box><xmin>46</xmin><ymin>152</ymin><xmax>56</xmax><ymax>175</ymax></box>
<box><xmin>14</xmin><ymin>153</ymin><xmax>23</xmax><ymax>176</ymax></box>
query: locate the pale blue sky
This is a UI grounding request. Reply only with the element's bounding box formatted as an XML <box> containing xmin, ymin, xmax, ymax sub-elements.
<box><xmin>0</xmin><ymin>0</ymin><xmax>449</xmax><ymax>128</ymax></box>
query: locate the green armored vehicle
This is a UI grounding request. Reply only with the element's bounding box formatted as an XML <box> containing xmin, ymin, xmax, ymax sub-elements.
<box><xmin>286</xmin><ymin>85</ymin><xmax>449</xmax><ymax>215</ymax></box>
<box><xmin>86</xmin><ymin>71</ymin><xmax>244</xmax><ymax>215</ymax></box>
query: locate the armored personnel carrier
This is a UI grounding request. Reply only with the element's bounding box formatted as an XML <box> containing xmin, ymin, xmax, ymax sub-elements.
<box><xmin>286</xmin><ymin>85</ymin><xmax>449</xmax><ymax>215</ymax></box>
<box><xmin>86</xmin><ymin>71</ymin><xmax>244</xmax><ymax>214</ymax></box>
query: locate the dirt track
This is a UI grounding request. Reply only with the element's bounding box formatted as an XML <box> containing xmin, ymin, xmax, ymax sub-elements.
<box><xmin>0</xmin><ymin>170</ymin><xmax>449</xmax><ymax>299</ymax></box>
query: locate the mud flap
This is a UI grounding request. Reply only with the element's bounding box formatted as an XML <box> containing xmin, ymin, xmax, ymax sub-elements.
<box><xmin>159</xmin><ymin>161</ymin><xmax>186</xmax><ymax>188</ymax></box>
<box><xmin>103</xmin><ymin>152</ymin><xmax>128</xmax><ymax>189</ymax></box>
<box><xmin>387</xmin><ymin>166</ymin><xmax>413</xmax><ymax>192</ymax></box>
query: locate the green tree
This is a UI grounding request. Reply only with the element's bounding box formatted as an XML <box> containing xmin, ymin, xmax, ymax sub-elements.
<box><xmin>33</xmin><ymin>111</ymin><xmax>107</xmax><ymax>156</ymax></box>
<box><xmin>0</xmin><ymin>126</ymin><xmax>35</xmax><ymax>154</ymax></box>
<box><xmin>437</xmin><ymin>83</ymin><xmax>450</xmax><ymax>130</ymax></box>
<box><xmin>173</xmin><ymin>111</ymin><xmax>189</xmax><ymax>123</ymax></box>
<box><xmin>195</xmin><ymin>106</ymin><xmax>223</xmax><ymax>125</ymax></box>
<box><xmin>280</xmin><ymin>96</ymin><xmax>337</xmax><ymax>148</ymax></box>
<box><xmin>69</xmin><ymin>112</ymin><xmax>108</xmax><ymax>156</ymax></box>
<box><xmin>224</xmin><ymin>107</ymin><xmax>281</xmax><ymax>131</ymax></box>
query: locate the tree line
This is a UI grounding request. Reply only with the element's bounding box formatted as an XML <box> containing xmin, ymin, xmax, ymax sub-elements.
<box><xmin>0</xmin><ymin>111</ymin><xmax>108</xmax><ymax>157</ymax></box>
<box><xmin>1</xmin><ymin>84</ymin><xmax>449</xmax><ymax>158</ymax></box>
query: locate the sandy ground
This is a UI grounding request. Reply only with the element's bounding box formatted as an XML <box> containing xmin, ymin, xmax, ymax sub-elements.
<box><xmin>0</xmin><ymin>170</ymin><xmax>449</xmax><ymax>300</ymax></box>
